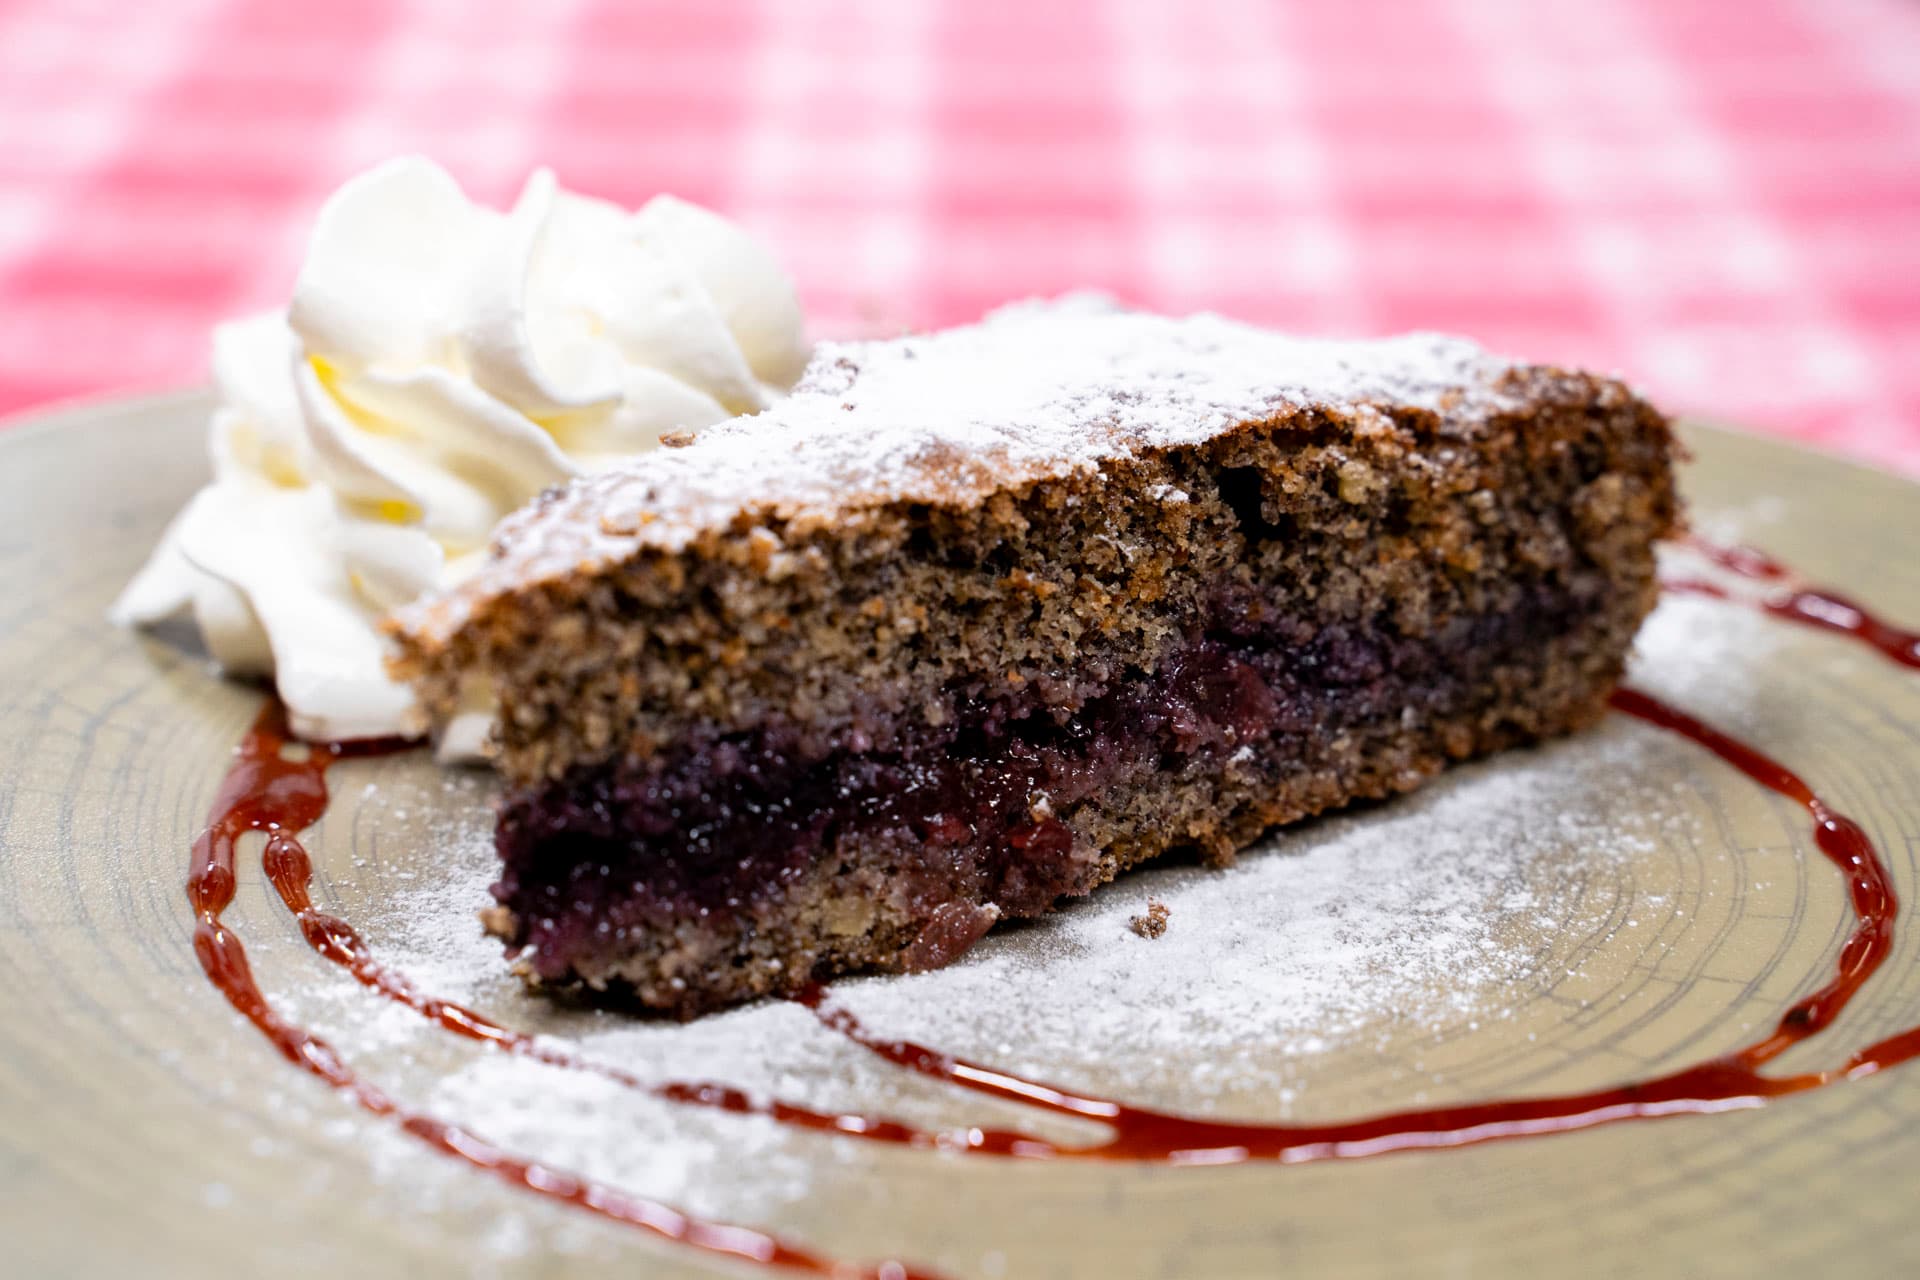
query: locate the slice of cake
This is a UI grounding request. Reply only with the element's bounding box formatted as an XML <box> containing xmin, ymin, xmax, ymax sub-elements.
<box><xmin>390</xmin><ymin>300</ymin><xmax>1679</xmax><ymax>1017</ymax></box>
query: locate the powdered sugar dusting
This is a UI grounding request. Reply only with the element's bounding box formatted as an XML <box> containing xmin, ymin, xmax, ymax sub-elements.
<box><xmin>609</xmin><ymin>296</ymin><xmax>1511</xmax><ymax>538</ymax></box>
<box><xmin>817</xmin><ymin>725</ymin><xmax>1675</xmax><ymax>1103</ymax></box>
<box><xmin>323</xmin><ymin>607</ymin><xmax>1772</xmax><ymax>1110</ymax></box>
<box><xmin>396</xmin><ymin>298</ymin><xmax>1523</xmax><ymax>643</ymax></box>
<box><xmin>270</xmin><ymin>590</ymin><xmax>1841</xmax><ymax>1255</ymax></box>
<box><xmin>288</xmin><ymin>715</ymin><xmax>1689</xmax><ymax>1224</ymax></box>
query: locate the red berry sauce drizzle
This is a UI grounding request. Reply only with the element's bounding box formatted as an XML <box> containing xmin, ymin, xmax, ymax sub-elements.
<box><xmin>1664</xmin><ymin>535</ymin><xmax>1920</xmax><ymax>670</ymax></box>
<box><xmin>187</xmin><ymin>537</ymin><xmax>1919</xmax><ymax>1276</ymax></box>
<box><xmin>189</xmin><ymin>720</ymin><xmax>934</xmax><ymax>1279</ymax></box>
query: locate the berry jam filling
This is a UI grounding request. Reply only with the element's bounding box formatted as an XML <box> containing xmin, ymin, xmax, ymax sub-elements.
<box><xmin>496</xmin><ymin>587</ymin><xmax>1592</xmax><ymax>982</ymax></box>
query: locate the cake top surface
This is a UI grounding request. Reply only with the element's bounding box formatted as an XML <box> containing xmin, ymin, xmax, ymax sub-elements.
<box><xmin>395</xmin><ymin>298</ymin><xmax>1526</xmax><ymax>644</ymax></box>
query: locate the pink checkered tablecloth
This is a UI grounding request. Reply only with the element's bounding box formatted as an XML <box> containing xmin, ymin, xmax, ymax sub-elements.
<box><xmin>2</xmin><ymin>0</ymin><xmax>1918</xmax><ymax>474</ymax></box>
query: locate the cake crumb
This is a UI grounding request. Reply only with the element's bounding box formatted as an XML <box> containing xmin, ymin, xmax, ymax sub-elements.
<box><xmin>1130</xmin><ymin>900</ymin><xmax>1170</xmax><ymax>939</ymax></box>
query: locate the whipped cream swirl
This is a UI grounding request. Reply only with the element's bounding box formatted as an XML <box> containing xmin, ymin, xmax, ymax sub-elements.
<box><xmin>112</xmin><ymin>156</ymin><xmax>807</xmax><ymax>746</ymax></box>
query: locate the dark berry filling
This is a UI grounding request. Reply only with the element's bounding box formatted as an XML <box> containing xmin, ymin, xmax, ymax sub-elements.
<box><xmin>495</xmin><ymin>586</ymin><xmax>1591</xmax><ymax>982</ymax></box>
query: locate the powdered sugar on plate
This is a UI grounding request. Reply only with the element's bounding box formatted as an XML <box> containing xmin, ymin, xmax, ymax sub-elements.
<box><xmin>270</xmin><ymin>589</ymin><xmax>1823</xmax><ymax>1241</ymax></box>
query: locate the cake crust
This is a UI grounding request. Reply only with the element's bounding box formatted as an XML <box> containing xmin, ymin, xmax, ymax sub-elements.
<box><xmin>393</xmin><ymin>298</ymin><xmax>1520</xmax><ymax>652</ymax></box>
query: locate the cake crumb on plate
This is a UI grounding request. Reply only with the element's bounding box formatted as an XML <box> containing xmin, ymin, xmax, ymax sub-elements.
<box><xmin>1130</xmin><ymin>900</ymin><xmax>1170</xmax><ymax>939</ymax></box>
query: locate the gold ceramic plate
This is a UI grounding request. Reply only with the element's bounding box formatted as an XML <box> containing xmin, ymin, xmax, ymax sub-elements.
<box><xmin>2</xmin><ymin>395</ymin><xmax>1918</xmax><ymax>1279</ymax></box>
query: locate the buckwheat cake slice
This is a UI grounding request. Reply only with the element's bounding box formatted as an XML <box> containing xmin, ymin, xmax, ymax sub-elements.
<box><xmin>389</xmin><ymin>299</ymin><xmax>1679</xmax><ymax>1017</ymax></box>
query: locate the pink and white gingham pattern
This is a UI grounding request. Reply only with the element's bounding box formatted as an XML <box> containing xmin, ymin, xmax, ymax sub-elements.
<box><xmin>2</xmin><ymin>0</ymin><xmax>1918</xmax><ymax>474</ymax></box>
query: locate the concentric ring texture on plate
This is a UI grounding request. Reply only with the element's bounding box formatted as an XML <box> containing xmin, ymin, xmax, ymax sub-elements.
<box><xmin>1</xmin><ymin>396</ymin><xmax>1917</xmax><ymax>1279</ymax></box>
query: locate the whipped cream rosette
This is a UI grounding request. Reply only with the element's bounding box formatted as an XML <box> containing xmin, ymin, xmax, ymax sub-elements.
<box><xmin>113</xmin><ymin>156</ymin><xmax>807</xmax><ymax>750</ymax></box>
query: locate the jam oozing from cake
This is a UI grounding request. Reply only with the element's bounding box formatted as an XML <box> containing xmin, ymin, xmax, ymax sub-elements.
<box><xmin>495</xmin><ymin>586</ymin><xmax>1603</xmax><ymax>1000</ymax></box>
<box><xmin>178</xmin><ymin>537</ymin><xmax>1920</xmax><ymax>1278</ymax></box>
